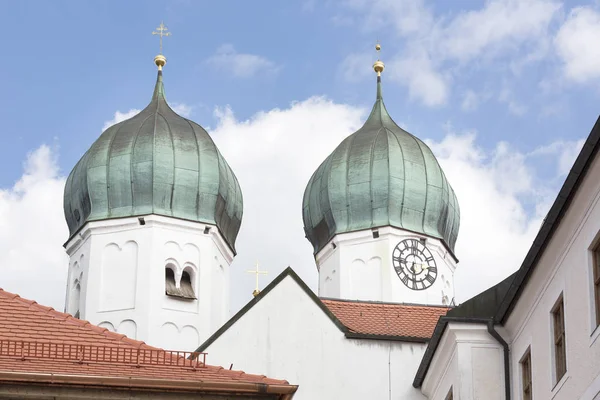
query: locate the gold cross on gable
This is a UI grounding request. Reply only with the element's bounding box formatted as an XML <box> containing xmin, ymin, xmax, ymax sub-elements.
<box><xmin>246</xmin><ymin>261</ymin><xmax>268</xmax><ymax>297</ymax></box>
<box><xmin>152</xmin><ymin>22</ymin><xmax>171</xmax><ymax>54</ymax></box>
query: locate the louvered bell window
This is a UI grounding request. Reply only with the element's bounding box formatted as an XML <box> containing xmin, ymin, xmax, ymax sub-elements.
<box><xmin>165</xmin><ymin>267</ymin><xmax>196</xmax><ymax>300</ymax></box>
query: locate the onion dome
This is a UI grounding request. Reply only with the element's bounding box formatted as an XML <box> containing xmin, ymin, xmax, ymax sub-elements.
<box><xmin>302</xmin><ymin>47</ymin><xmax>460</xmax><ymax>256</ymax></box>
<box><xmin>63</xmin><ymin>56</ymin><xmax>243</xmax><ymax>251</ymax></box>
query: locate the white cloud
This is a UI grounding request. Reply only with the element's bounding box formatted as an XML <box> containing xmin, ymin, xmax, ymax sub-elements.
<box><xmin>345</xmin><ymin>0</ymin><xmax>433</xmax><ymax>37</ymax></box>
<box><xmin>211</xmin><ymin>98</ymin><xmax>365</xmax><ymax>310</ymax></box>
<box><xmin>339</xmin><ymin>52</ymin><xmax>373</xmax><ymax>83</ymax></box>
<box><xmin>207</xmin><ymin>44</ymin><xmax>279</xmax><ymax>78</ymax></box>
<box><xmin>302</xmin><ymin>0</ymin><xmax>316</xmax><ymax>13</ymax></box>
<box><xmin>171</xmin><ymin>103</ymin><xmax>193</xmax><ymax>118</ymax></box>
<box><xmin>102</xmin><ymin>109</ymin><xmax>140</xmax><ymax>131</ymax></box>
<box><xmin>331</xmin><ymin>14</ymin><xmax>354</xmax><ymax>27</ymax></box>
<box><xmin>212</xmin><ymin>97</ymin><xmax>581</xmax><ymax>309</ymax></box>
<box><xmin>555</xmin><ymin>6</ymin><xmax>600</xmax><ymax>83</ymax></box>
<box><xmin>460</xmin><ymin>89</ymin><xmax>492</xmax><ymax>112</ymax></box>
<box><xmin>0</xmin><ymin>145</ymin><xmax>68</xmax><ymax>311</ymax></box>
<box><xmin>340</xmin><ymin>0</ymin><xmax>561</xmax><ymax>108</ymax></box>
<box><xmin>389</xmin><ymin>50</ymin><xmax>449</xmax><ymax>107</ymax></box>
<box><xmin>439</xmin><ymin>0</ymin><xmax>561</xmax><ymax>63</ymax></box>
<box><xmin>1</xmin><ymin>97</ymin><xmax>582</xmax><ymax>315</ymax></box>
<box><xmin>429</xmin><ymin>132</ymin><xmax>582</xmax><ymax>301</ymax></box>
<box><xmin>461</xmin><ymin>90</ymin><xmax>480</xmax><ymax>111</ymax></box>
<box><xmin>499</xmin><ymin>85</ymin><xmax>528</xmax><ymax>115</ymax></box>
<box><xmin>529</xmin><ymin>138</ymin><xmax>585</xmax><ymax>176</ymax></box>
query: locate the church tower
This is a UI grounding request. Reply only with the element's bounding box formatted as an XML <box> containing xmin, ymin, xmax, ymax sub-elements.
<box><xmin>302</xmin><ymin>45</ymin><xmax>460</xmax><ymax>306</ymax></box>
<box><xmin>62</xmin><ymin>33</ymin><xmax>243</xmax><ymax>351</ymax></box>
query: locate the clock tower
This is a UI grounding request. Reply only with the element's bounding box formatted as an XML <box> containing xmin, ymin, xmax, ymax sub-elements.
<box><xmin>302</xmin><ymin>45</ymin><xmax>459</xmax><ymax>306</ymax></box>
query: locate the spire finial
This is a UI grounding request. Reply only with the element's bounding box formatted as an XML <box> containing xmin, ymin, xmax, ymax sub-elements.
<box><xmin>246</xmin><ymin>261</ymin><xmax>268</xmax><ymax>297</ymax></box>
<box><xmin>373</xmin><ymin>42</ymin><xmax>385</xmax><ymax>77</ymax></box>
<box><xmin>152</xmin><ymin>22</ymin><xmax>171</xmax><ymax>70</ymax></box>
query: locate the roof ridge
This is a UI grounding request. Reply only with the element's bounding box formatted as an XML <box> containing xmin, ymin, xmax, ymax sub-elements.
<box><xmin>320</xmin><ymin>297</ymin><xmax>451</xmax><ymax>309</ymax></box>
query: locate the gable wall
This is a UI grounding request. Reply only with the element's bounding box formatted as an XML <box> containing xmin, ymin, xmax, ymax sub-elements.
<box><xmin>203</xmin><ymin>275</ymin><xmax>427</xmax><ymax>400</ymax></box>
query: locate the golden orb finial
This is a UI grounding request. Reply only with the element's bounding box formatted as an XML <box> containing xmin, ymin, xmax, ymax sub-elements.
<box><xmin>373</xmin><ymin>43</ymin><xmax>385</xmax><ymax>76</ymax></box>
<box><xmin>252</xmin><ymin>289</ymin><xmax>260</xmax><ymax>297</ymax></box>
<box><xmin>154</xmin><ymin>54</ymin><xmax>167</xmax><ymax>71</ymax></box>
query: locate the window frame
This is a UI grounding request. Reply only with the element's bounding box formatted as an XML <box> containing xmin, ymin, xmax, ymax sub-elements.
<box><xmin>593</xmin><ymin>244</ymin><xmax>600</xmax><ymax>329</ymax></box>
<box><xmin>520</xmin><ymin>347</ymin><xmax>532</xmax><ymax>400</ymax></box>
<box><xmin>551</xmin><ymin>295</ymin><xmax>567</xmax><ymax>384</ymax></box>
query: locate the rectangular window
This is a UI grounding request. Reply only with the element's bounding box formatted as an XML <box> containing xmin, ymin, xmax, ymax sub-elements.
<box><xmin>552</xmin><ymin>296</ymin><xmax>567</xmax><ymax>382</ymax></box>
<box><xmin>520</xmin><ymin>348</ymin><xmax>532</xmax><ymax>400</ymax></box>
<box><xmin>445</xmin><ymin>387</ymin><xmax>453</xmax><ymax>400</ymax></box>
<box><xmin>594</xmin><ymin>244</ymin><xmax>600</xmax><ymax>328</ymax></box>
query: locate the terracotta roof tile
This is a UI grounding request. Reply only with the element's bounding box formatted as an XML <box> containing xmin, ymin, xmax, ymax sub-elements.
<box><xmin>322</xmin><ymin>298</ymin><xmax>449</xmax><ymax>340</ymax></box>
<box><xmin>0</xmin><ymin>287</ymin><xmax>290</xmax><ymax>387</ymax></box>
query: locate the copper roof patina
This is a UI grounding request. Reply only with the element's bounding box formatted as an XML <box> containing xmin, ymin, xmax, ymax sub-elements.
<box><xmin>63</xmin><ymin>70</ymin><xmax>243</xmax><ymax>251</ymax></box>
<box><xmin>302</xmin><ymin>77</ymin><xmax>460</xmax><ymax>255</ymax></box>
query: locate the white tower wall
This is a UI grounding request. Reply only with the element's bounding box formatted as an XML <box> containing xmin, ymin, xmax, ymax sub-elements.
<box><xmin>317</xmin><ymin>226</ymin><xmax>457</xmax><ymax>305</ymax></box>
<box><xmin>64</xmin><ymin>215</ymin><xmax>233</xmax><ymax>351</ymax></box>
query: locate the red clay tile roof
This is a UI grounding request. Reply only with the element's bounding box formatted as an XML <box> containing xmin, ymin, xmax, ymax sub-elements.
<box><xmin>322</xmin><ymin>298</ymin><xmax>449</xmax><ymax>340</ymax></box>
<box><xmin>0</xmin><ymin>288</ymin><xmax>290</xmax><ymax>388</ymax></box>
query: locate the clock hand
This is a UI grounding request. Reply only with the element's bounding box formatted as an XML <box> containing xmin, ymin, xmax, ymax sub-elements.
<box><xmin>410</xmin><ymin>261</ymin><xmax>417</xmax><ymax>274</ymax></box>
<box><xmin>413</xmin><ymin>263</ymin><xmax>429</xmax><ymax>274</ymax></box>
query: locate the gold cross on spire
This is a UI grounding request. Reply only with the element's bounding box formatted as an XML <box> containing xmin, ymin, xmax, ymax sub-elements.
<box><xmin>152</xmin><ymin>22</ymin><xmax>171</xmax><ymax>54</ymax></box>
<box><xmin>246</xmin><ymin>261</ymin><xmax>268</xmax><ymax>297</ymax></box>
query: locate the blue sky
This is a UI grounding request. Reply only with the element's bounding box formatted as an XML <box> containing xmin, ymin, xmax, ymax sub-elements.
<box><xmin>2</xmin><ymin>0</ymin><xmax>600</xmax><ymax>313</ymax></box>
<box><xmin>4</xmin><ymin>0</ymin><xmax>597</xmax><ymax>183</ymax></box>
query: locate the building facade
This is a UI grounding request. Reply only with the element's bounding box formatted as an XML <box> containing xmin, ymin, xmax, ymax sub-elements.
<box><xmin>55</xmin><ymin>41</ymin><xmax>600</xmax><ymax>399</ymax></box>
<box><xmin>415</xmin><ymin>114</ymin><xmax>600</xmax><ymax>400</ymax></box>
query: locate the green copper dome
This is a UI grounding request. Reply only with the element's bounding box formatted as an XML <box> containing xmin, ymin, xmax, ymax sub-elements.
<box><xmin>64</xmin><ymin>69</ymin><xmax>243</xmax><ymax>251</ymax></box>
<box><xmin>302</xmin><ymin>77</ymin><xmax>460</xmax><ymax>255</ymax></box>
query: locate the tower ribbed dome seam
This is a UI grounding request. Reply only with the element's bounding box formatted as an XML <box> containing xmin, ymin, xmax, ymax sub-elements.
<box><xmin>412</xmin><ymin>133</ymin><xmax>429</xmax><ymax>236</ymax></box>
<box><xmin>389</xmin><ymin>127</ymin><xmax>406</xmax><ymax>231</ymax></box>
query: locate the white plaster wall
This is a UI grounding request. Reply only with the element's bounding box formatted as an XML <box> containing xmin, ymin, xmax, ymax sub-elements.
<box><xmin>505</xmin><ymin>151</ymin><xmax>600</xmax><ymax>400</ymax></box>
<box><xmin>65</xmin><ymin>215</ymin><xmax>233</xmax><ymax>352</ymax></box>
<box><xmin>203</xmin><ymin>274</ymin><xmax>427</xmax><ymax>400</ymax></box>
<box><xmin>422</xmin><ymin>323</ymin><xmax>505</xmax><ymax>400</ymax></box>
<box><xmin>430</xmin><ymin>344</ymin><xmax>458</xmax><ymax>400</ymax></box>
<box><xmin>317</xmin><ymin>227</ymin><xmax>456</xmax><ymax>306</ymax></box>
<box><xmin>318</xmin><ymin>249</ymin><xmax>340</xmax><ymax>298</ymax></box>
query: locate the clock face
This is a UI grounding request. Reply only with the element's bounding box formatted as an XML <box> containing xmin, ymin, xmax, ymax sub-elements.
<box><xmin>392</xmin><ymin>239</ymin><xmax>437</xmax><ymax>291</ymax></box>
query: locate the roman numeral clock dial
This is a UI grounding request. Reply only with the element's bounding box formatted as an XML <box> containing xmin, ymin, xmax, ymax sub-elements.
<box><xmin>392</xmin><ymin>239</ymin><xmax>437</xmax><ymax>291</ymax></box>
